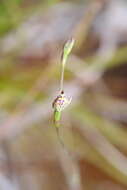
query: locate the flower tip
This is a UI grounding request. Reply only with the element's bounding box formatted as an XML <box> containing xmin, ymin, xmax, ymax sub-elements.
<box><xmin>64</xmin><ymin>38</ymin><xmax>75</xmax><ymax>55</ymax></box>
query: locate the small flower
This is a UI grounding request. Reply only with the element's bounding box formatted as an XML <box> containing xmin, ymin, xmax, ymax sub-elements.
<box><xmin>52</xmin><ymin>91</ymin><xmax>72</xmax><ymax>112</ymax></box>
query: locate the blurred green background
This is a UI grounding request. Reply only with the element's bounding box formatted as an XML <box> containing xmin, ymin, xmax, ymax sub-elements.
<box><xmin>1</xmin><ymin>0</ymin><xmax>127</xmax><ymax>189</ymax></box>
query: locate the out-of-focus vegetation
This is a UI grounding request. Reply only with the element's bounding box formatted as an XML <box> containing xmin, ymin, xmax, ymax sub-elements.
<box><xmin>1</xmin><ymin>0</ymin><xmax>127</xmax><ymax>189</ymax></box>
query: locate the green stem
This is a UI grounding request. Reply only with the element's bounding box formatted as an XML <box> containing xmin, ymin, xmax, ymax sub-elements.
<box><xmin>60</xmin><ymin>58</ymin><xmax>66</xmax><ymax>92</ymax></box>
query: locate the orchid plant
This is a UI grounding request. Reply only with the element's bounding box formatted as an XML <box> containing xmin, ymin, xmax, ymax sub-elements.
<box><xmin>52</xmin><ymin>38</ymin><xmax>75</xmax><ymax>145</ymax></box>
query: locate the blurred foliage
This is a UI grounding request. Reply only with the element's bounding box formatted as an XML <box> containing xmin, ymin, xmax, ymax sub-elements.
<box><xmin>0</xmin><ymin>0</ymin><xmax>127</xmax><ymax>190</ymax></box>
